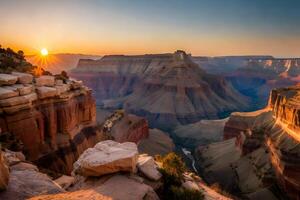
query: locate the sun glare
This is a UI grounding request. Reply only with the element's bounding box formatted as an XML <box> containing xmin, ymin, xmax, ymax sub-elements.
<box><xmin>41</xmin><ymin>48</ymin><xmax>48</xmax><ymax>56</ymax></box>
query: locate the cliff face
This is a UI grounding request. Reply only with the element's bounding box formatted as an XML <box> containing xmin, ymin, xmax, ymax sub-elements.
<box><xmin>196</xmin><ymin>85</ymin><xmax>300</xmax><ymax>199</ymax></box>
<box><xmin>71</xmin><ymin>50</ymin><xmax>249</xmax><ymax>130</ymax></box>
<box><xmin>0</xmin><ymin>73</ymin><xmax>100</xmax><ymax>174</ymax></box>
<box><xmin>267</xmin><ymin>86</ymin><xmax>300</xmax><ymax>199</ymax></box>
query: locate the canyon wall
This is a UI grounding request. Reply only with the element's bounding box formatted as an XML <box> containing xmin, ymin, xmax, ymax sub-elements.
<box><xmin>196</xmin><ymin>85</ymin><xmax>300</xmax><ymax>199</ymax></box>
<box><xmin>70</xmin><ymin>51</ymin><xmax>249</xmax><ymax>130</ymax></box>
<box><xmin>0</xmin><ymin>73</ymin><xmax>100</xmax><ymax>173</ymax></box>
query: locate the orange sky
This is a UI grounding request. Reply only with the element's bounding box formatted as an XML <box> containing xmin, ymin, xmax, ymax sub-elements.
<box><xmin>1</xmin><ymin>0</ymin><xmax>300</xmax><ymax>57</ymax></box>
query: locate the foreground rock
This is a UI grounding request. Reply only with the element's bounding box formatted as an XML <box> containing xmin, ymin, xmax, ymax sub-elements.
<box><xmin>73</xmin><ymin>140</ymin><xmax>138</xmax><ymax>177</ymax></box>
<box><xmin>137</xmin><ymin>154</ymin><xmax>161</xmax><ymax>181</ymax></box>
<box><xmin>30</xmin><ymin>175</ymin><xmax>159</xmax><ymax>200</ymax></box>
<box><xmin>0</xmin><ymin>150</ymin><xmax>64</xmax><ymax>200</ymax></box>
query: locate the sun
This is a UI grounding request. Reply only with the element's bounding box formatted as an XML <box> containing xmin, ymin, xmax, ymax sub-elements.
<box><xmin>40</xmin><ymin>48</ymin><xmax>48</xmax><ymax>56</ymax></box>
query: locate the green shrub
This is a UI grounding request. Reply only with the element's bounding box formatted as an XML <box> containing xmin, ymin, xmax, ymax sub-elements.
<box><xmin>156</xmin><ymin>153</ymin><xmax>204</xmax><ymax>200</ymax></box>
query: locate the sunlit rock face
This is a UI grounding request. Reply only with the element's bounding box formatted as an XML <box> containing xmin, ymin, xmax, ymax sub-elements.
<box><xmin>0</xmin><ymin>73</ymin><xmax>99</xmax><ymax>174</ymax></box>
<box><xmin>267</xmin><ymin>86</ymin><xmax>300</xmax><ymax>199</ymax></box>
<box><xmin>71</xmin><ymin>50</ymin><xmax>249</xmax><ymax>130</ymax></box>
<box><xmin>196</xmin><ymin>85</ymin><xmax>300</xmax><ymax>199</ymax></box>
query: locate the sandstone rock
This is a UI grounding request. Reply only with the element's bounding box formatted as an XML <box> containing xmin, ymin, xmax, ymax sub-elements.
<box><xmin>138</xmin><ymin>129</ymin><xmax>175</xmax><ymax>156</ymax></box>
<box><xmin>95</xmin><ymin>175</ymin><xmax>159</xmax><ymax>200</ymax></box>
<box><xmin>36</xmin><ymin>86</ymin><xmax>57</xmax><ymax>99</ymax></box>
<box><xmin>0</xmin><ymin>96</ymin><xmax>29</xmax><ymax>107</ymax></box>
<box><xmin>3</xmin><ymin>150</ymin><xmax>26</xmax><ymax>166</ymax></box>
<box><xmin>12</xmin><ymin>72</ymin><xmax>33</xmax><ymax>84</ymax></box>
<box><xmin>73</xmin><ymin>140</ymin><xmax>138</xmax><ymax>177</ymax></box>
<box><xmin>17</xmin><ymin>84</ymin><xmax>33</xmax><ymax>95</ymax></box>
<box><xmin>2</xmin><ymin>102</ymin><xmax>32</xmax><ymax>114</ymax></box>
<box><xmin>55</xmin><ymin>79</ymin><xmax>63</xmax><ymax>86</ymax></box>
<box><xmin>55</xmin><ymin>84</ymin><xmax>69</xmax><ymax>95</ymax></box>
<box><xmin>0</xmin><ymin>87</ymin><xmax>18</xmax><ymax>100</ymax></box>
<box><xmin>0</xmin><ymin>167</ymin><xmax>64</xmax><ymax>200</ymax></box>
<box><xmin>10</xmin><ymin>162</ymin><xmax>39</xmax><ymax>172</ymax></box>
<box><xmin>0</xmin><ymin>74</ymin><xmax>18</xmax><ymax>86</ymax></box>
<box><xmin>54</xmin><ymin>175</ymin><xmax>75</xmax><ymax>189</ymax></box>
<box><xmin>0</xmin><ymin>151</ymin><xmax>9</xmax><ymax>191</ymax></box>
<box><xmin>137</xmin><ymin>154</ymin><xmax>161</xmax><ymax>181</ymax></box>
<box><xmin>23</xmin><ymin>92</ymin><xmax>38</xmax><ymax>102</ymax></box>
<box><xmin>35</xmin><ymin>76</ymin><xmax>55</xmax><ymax>87</ymax></box>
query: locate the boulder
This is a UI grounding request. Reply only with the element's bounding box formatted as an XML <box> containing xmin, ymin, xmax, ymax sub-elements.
<box><xmin>3</xmin><ymin>150</ymin><xmax>26</xmax><ymax>166</ymax></box>
<box><xmin>55</xmin><ymin>79</ymin><xmax>64</xmax><ymax>86</ymax></box>
<box><xmin>137</xmin><ymin>154</ymin><xmax>162</xmax><ymax>181</ymax></box>
<box><xmin>30</xmin><ymin>175</ymin><xmax>159</xmax><ymax>200</ymax></box>
<box><xmin>0</xmin><ymin>87</ymin><xmax>18</xmax><ymax>100</ymax></box>
<box><xmin>36</xmin><ymin>86</ymin><xmax>57</xmax><ymax>99</ymax></box>
<box><xmin>95</xmin><ymin>175</ymin><xmax>159</xmax><ymax>200</ymax></box>
<box><xmin>0</xmin><ymin>151</ymin><xmax>9</xmax><ymax>191</ymax></box>
<box><xmin>54</xmin><ymin>175</ymin><xmax>75</xmax><ymax>189</ymax></box>
<box><xmin>0</xmin><ymin>167</ymin><xmax>64</xmax><ymax>200</ymax></box>
<box><xmin>10</xmin><ymin>162</ymin><xmax>39</xmax><ymax>172</ymax></box>
<box><xmin>73</xmin><ymin>140</ymin><xmax>138</xmax><ymax>177</ymax></box>
<box><xmin>12</xmin><ymin>72</ymin><xmax>33</xmax><ymax>84</ymax></box>
<box><xmin>35</xmin><ymin>76</ymin><xmax>55</xmax><ymax>87</ymax></box>
<box><xmin>0</xmin><ymin>96</ymin><xmax>29</xmax><ymax>107</ymax></box>
<box><xmin>0</xmin><ymin>74</ymin><xmax>18</xmax><ymax>86</ymax></box>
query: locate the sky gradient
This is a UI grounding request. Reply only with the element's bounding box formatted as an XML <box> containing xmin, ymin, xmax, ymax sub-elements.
<box><xmin>1</xmin><ymin>0</ymin><xmax>300</xmax><ymax>57</ymax></box>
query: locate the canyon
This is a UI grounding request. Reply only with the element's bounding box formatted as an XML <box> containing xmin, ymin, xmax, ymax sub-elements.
<box><xmin>70</xmin><ymin>50</ymin><xmax>249</xmax><ymax>131</ymax></box>
<box><xmin>194</xmin><ymin>85</ymin><xmax>300</xmax><ymax>199</ymax></box>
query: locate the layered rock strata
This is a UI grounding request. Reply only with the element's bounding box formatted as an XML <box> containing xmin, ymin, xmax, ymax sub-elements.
<box><xmin>70</xmin><ymin>50</ymin><xmax>249</xmax><ymax>130</ymax></box>
<box><xmin>0</xmin><ymin>72</ymin><xmax>98</xmax><ymax>173</ymax></box>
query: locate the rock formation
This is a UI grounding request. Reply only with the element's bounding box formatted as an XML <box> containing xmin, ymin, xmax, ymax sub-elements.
<box><xmin>70</xmin><ymin>50</ymin><xmax>249</xmax><ymax>130</ymax></box>
<box><xmin>138</xmin><ymin>129</ymin><xmax>175</xmax><ymax>156</ymax></box>
<box><xmin>195</xmin><ymin>85</ymin><xmax>300</xmax><ymax>199</ymax></box>
<box><xmin>73</xmin><ymin>140</ymin><xmax>138</xmax><ymax>177</ymax></box>
<box><xmin>0</xmin><ymin>72</ymin><xmax>99</xmax><ymax>174</ymax></box>
<box><xmin>0</xmin><ymin>150</ymin><xmax>64</xmax><ymax>200</ymax></box>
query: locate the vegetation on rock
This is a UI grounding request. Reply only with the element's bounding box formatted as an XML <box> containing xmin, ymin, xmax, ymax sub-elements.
<box><xmin>156</xmin><ymin>153</ymin><xmax>204</xmax><ymax>200</ymax></box>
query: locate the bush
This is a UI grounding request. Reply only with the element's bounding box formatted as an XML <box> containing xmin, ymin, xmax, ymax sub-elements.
<box><xmin>156</xmin><ymin>153</ymin><xmax>204</xmax><ymax>200</ymax></box>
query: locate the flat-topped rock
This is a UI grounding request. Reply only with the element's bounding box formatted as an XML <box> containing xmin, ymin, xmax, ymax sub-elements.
<box><xmin>36</xmin><ymin>86</ymin><xmax>57</xmax><ymax>99</ymax></box>
<box><xmin>73</xmin><ymin>140</ymin><xmax>138</xmax><ymax>177</ymax></box>
<box><xmin>12</xmin><ymin>84</ymin><xmax>33</xmax><ymax>96</ymax></box>
<box><xmin>35</xmin><ymin>75</ymin><xmax>55</xmax><ymax>87</ymax></box>
<box><xmin>0</xmin><ymin>74</ymin><xmax>18</xmax><ymax>86</ymax></box>
<box><xmin>0</xmin><ymin>96</ymin><xmax>29</xmax><ymax>107</ymax></box>
<box><xmin>12</xmin><ymin>72</ymin><xmax>33</xmax><ymax>84</ymax></box>
<box><xmin>0</xmin><ymin>87</ymin><xmax>19</xmax><ymax>100</ymax></box>
<box><xmin>137</xmin><ymin>154</ymin><xmax>161</xmax><ymax>181</ymax></box>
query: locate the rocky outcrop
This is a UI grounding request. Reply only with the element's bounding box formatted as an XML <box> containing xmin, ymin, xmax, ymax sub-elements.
<box><xmin>173</xmin><ymin>118</ymin><xmax>228</xmax><ymax>148</ymax></box>
<box><xmin>73</xmin><ymin>140</ymin><xmax>138</xmax><ymax>177</ymax></box>
<box><xmin>0</xmin><ymin>150</ymin><xmax>64</xmax><ymax>200</ymax></box>
<box><xmin>0</xmin><ymin>73</ymin><xmax>99</xmax><ymax>174</ymax></box>
<box><xmin>137</xmin><ymin>154</ymin><xmax>162</xmax><ymax>181</ymax></box>
<box><xmin>102</xmin><ymin>110</ymin><xmax>149</xmax><ymax>143</ymax></box>
<box><xmin>138</xmin><ymin>129</ymin><xmax>175</xmax><ymax>156</ymax></box>
<box><xmin>223</xmin><ymin>108</ymin><xmax>273</xmax><ymax>140</ymax></box>
<box><xmin>266</xmin><ymin>86</ymin><xmax>300</xmax><ymax>199</ymax></box>
<box><xmin>70</xmin><ymin>50</ymin><xmax>249</xmax><ymax>130</ymax></box>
